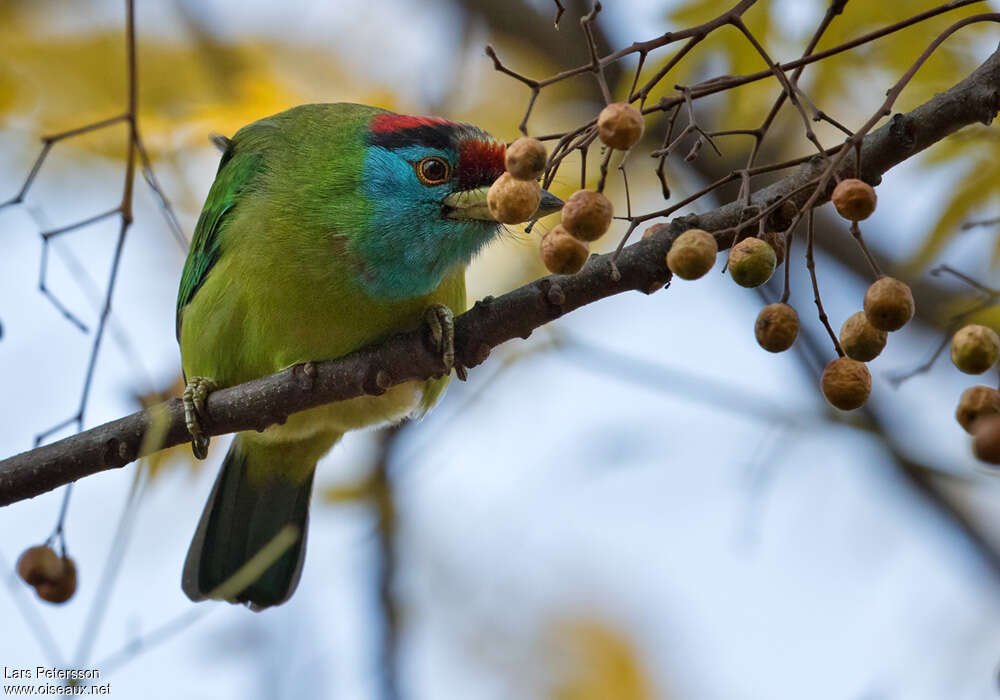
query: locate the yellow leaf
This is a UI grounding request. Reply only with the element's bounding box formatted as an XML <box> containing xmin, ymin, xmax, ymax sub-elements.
<box><xmin>655</xmin><ymin>0</ymin><xmax>778</xmax><ymax>124</ymax></box>
<box><xmin>902</xmin><ymin>154</ymin><xmax>1000</xmax><ymax>274</ymax></box>
<box><xmin>547</xmin><ymin>617</ymin><xmax>658</xmax><ymax>700</ymax></box>
<box><xmin>321</xmin><ymin>478</ymin><xmax>378</xmax><ymax>505</ymax></box>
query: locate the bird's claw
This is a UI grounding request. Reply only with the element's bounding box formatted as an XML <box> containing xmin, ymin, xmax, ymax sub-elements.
<box><xmin>183</xmin><ymin>376</ymin><xmax>218</xmax><ymax>460</ymax></box>
<box><xmin>424</xmin><ymin>305</ymin><xmax>466</xmax><ymax>380</ymax></box>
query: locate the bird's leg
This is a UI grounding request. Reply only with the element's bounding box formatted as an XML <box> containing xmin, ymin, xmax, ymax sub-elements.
<box><xmin>423</xmin><ymin>305</ymin><xmax>467</xmax><ymax>380</ymax></box>
<box><xmin>183</xmin><ymin>376</ymin><xmax>218</xmax><ymax>459</ymax></box>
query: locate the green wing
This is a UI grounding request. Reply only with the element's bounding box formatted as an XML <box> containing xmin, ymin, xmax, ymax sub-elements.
<box><xmin>176</xmin><ymin>143</ymin><xmax>263</xmax><ymax>339</ymax></box>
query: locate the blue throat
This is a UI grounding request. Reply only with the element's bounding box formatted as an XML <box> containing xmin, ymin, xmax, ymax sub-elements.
<box><xmin>356</xmin><ymin>145</ymin><xmax>499</xmax><ymax>299</ymax></box>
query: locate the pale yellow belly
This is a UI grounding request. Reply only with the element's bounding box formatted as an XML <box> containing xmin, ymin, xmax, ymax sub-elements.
<box><xmin>251</xmin><ymin>380</ymin><xmax>426</xmax><ymax>444</ymax></box>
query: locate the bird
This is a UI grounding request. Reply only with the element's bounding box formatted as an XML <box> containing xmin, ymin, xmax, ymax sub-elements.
<box><xmin>176</xmin><ymin>103</ymin><xmax>562</xmax><ymax>610</ymax></box>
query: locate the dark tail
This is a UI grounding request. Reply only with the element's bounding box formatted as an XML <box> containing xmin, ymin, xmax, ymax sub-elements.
<box><xmin>182</xmin><ymin>435</ymin><xmax>317</xmax><ymax>611</ymax></box>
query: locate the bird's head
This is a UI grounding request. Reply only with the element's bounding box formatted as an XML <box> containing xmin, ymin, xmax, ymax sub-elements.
<box><xmin>356</xmin><ymin>112</ymin><xmax>562</xmax><ymax>298</ymax></box>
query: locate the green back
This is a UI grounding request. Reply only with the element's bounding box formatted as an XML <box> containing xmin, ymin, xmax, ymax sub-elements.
<box><xmin>175</xmin><ymin>103</ymin><xmax>383</xmax><ymax>340</ymax></box>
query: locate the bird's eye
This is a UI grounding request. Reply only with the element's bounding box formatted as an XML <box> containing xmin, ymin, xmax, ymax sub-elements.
<box><xmin>415</xmin><ymin>157</ymin><xmax>451</xmax><ymax>186</ymax></box>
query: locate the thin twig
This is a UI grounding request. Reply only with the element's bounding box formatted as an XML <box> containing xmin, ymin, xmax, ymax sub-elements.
<box><xmin>805</xmin><ymin>210</ymin><xmax>844</xmax><ymax>356</ymax></box>
<box><xmin>849</xmin><ymin>221</ymin><xmax>884</xmax><ymax>278</ymax></box>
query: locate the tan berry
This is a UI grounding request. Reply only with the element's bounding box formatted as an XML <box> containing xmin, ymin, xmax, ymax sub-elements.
<box><xmin>597</xmin><ymin>102</ymin><xmax>645</xmax><ymax>150</ymax></box>
<box><xmin>755</xmin><ymin>303</ymin><xmax>799</xmax><ymax>353</ymax></box>
<box><xmin>505</xmin><ymin>137</ymin><xmax>547</xmax><ymax>181</ymax></box>
<box><xmin>956</xmin><ymin>385</ymin><xmax>1000</xmax><ymax>434</ymax></box>
<box><xmin>821</xmin><ymin>357</ymin><xmax>872</xmax><ymax>410</ymax></box>
<box><xmin>728</xmin><ymin>237</ymin><xmax>777</xmax><ymax>288</ymax></box>
<box><xmin>864</xmin><ymin>277</ymin><xmax>914</xmax><ymax>332</ymax></box>
<box><xmin>950</xmin><ymin>324</ymin><xmax>1000</xmax><ymax>375</ymax></box>
<box><xmin>831</xmin><ymin>178</ymin><xmax>877</xmax><ymax>221</ymax></box>
<box><xmin>667</xmin><ymin>229</ymin><xmax>717</xmax><ymax>280</ymax></box>
<box><xmin>759</xmin><ymin>231</ymin><xmax>786</xmax><ymax>266</ymax></box>
<box><xmin>35</xmin><ymin>557</ymin><xmax>77</xmax><ymax>604</ymax></box>
<box><xmin>16</xmin><ymin>545</ymin><xmax>64</xmax><ymax>588</ymax></box>
<box><xmin>641</xmin><ymin>224</ymin><xmax>670</xmax><ymax>292</ymax></box>
<box><xmin>540</xmin><ymin>225</ymin><xmax>589</xmax><ymax>274</ymax></box>
<box><xmin>561</xmin><ymin>190</ymin><xmax>613</xmax><ymax>242</ymax></box>
<box><xmin>972</xmin><ymin>414</ymin><xmax>1000</xmax><ymax>465</ymax></box>
<box><xmin>839</xmin><ymin>311</ymin><xmax>888</xmax><ymax>362</ymax></box>
<box><xmin>487</xmin><ymin>172</ymin><xmax>541</xmax><ymax>224</ymax></box>
<box><xmin>17</xmin><ymin>546</ymin><xmax>77</xmax><ymax>604</ymax></box>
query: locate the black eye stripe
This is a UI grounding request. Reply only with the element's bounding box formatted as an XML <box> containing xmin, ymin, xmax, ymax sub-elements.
<box><xmin>368</xmin><ymin>125</ymin><xmax>454</xmax><ymax>151</ymax></box>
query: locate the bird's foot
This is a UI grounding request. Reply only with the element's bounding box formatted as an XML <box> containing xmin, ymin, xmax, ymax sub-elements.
<box><xmin>424</xmin><ymin>305</ymin><xmax>467</xmax><ymax>380</ymax></box>
<box><xmin>183</xmin><ymin>376</ymin><xmax>218</xmax><ymax>459</ymax></box>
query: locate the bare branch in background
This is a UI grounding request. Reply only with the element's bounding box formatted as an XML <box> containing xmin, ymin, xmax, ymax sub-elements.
<box><xmin>0</xmin><ymin>0</ymin><xmax>185</xmax><ymax>553</ymax></box>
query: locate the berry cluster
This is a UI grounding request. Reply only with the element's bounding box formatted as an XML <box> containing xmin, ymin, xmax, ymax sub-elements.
<box><xmin>487</xmin><ymin>103</ymin><xmax>646</xmax><ymax>275</ymax></box>
<box><xmin>656</xmin><ymin>178</ymin><xmax>918</xmax><ymax>416</ymax></box>
<box><xmin>951</xmin><ymin>325</ymin><xmax>1000</xmax><ymax>464</ymax></box>
<box><xmin>490</xmin><ymin>93</ymin><xmax>999</xmax><ymax>470</ymax></box>
<box><xmin>822</xmin><ymin>183</ymin><xmax>912</xmax><ymax>411</ymax></box>
<box><xmin>540</xmin><ymin>104</ymin><xmax>641</xmax><ymax>273</ymax></box>
<box><xmin>816</xmin><ymin>276</ymin><xmax>916</xmax><ymax>410</ymax></box>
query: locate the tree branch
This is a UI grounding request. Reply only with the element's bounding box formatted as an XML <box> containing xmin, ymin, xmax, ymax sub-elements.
<box><xmin>1</xmin><ymin>46</ymin><xmax>998</xmax><ymax>508</ymax></box>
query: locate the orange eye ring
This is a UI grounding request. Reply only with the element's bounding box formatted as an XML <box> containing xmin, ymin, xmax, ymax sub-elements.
<box><xmin>414</xmin><ymin>157</ymin><xmax>451</xmax><ymax>186</ymax></box>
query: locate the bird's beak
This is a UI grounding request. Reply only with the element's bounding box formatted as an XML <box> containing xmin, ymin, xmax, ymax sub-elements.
<box><xmin>443</xmin><ymin>186</ymin><xmax>564</xmax><ymax>221</ymax></box>
<box><xmin>536</xmin><ymin>189</ymin><xmax>565</xmax><ymax>218</ymax></box>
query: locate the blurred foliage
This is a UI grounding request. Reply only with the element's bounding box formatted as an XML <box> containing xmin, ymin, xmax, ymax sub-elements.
<box><xmin>0</xmin><ymin>26</ymin><xmax>389</xmax><ymax>159</ymax></box>
<box><xmin>548</xmin><ymin>618</ymin><xmax>656</xmax><ymax>700</ymax></box>
<box><xmin>651</xmin><ymin>0</ymin><xmax>998</xmax><ymax>271</ymax></box>
<box><xmin>322</xmin><ymin>476</ymin><xmax>380</xmax><ymax>505</ymax></box>
<box><xmin>906</xmin><ymin>127</ymin><xmax>1000</xmax><ymax>271</ymax></box>
<box><xmin>663</xmin><ymin>0</ymin><xmax>776</xmax><ymax>125</ymax></box>
<box><xmin>0</xmin><ymin>0</ymin><xmax>573</xmax><ymax>255</ymax></box>
<box><xmin>662</xmin><ymin>0</ymin><xmax>990</xmax><ymax>117</ymax></box>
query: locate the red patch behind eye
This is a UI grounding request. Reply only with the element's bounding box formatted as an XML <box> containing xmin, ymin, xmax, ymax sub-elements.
<box><xmin>370</xmin><ymin>113</ymin><xmax>455</xmax><ymax>133</ymax></box>
<box><xmin>457</xmin><ymin>139</ymin><xmax>506</xmax><ymax>190</ymax></box>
